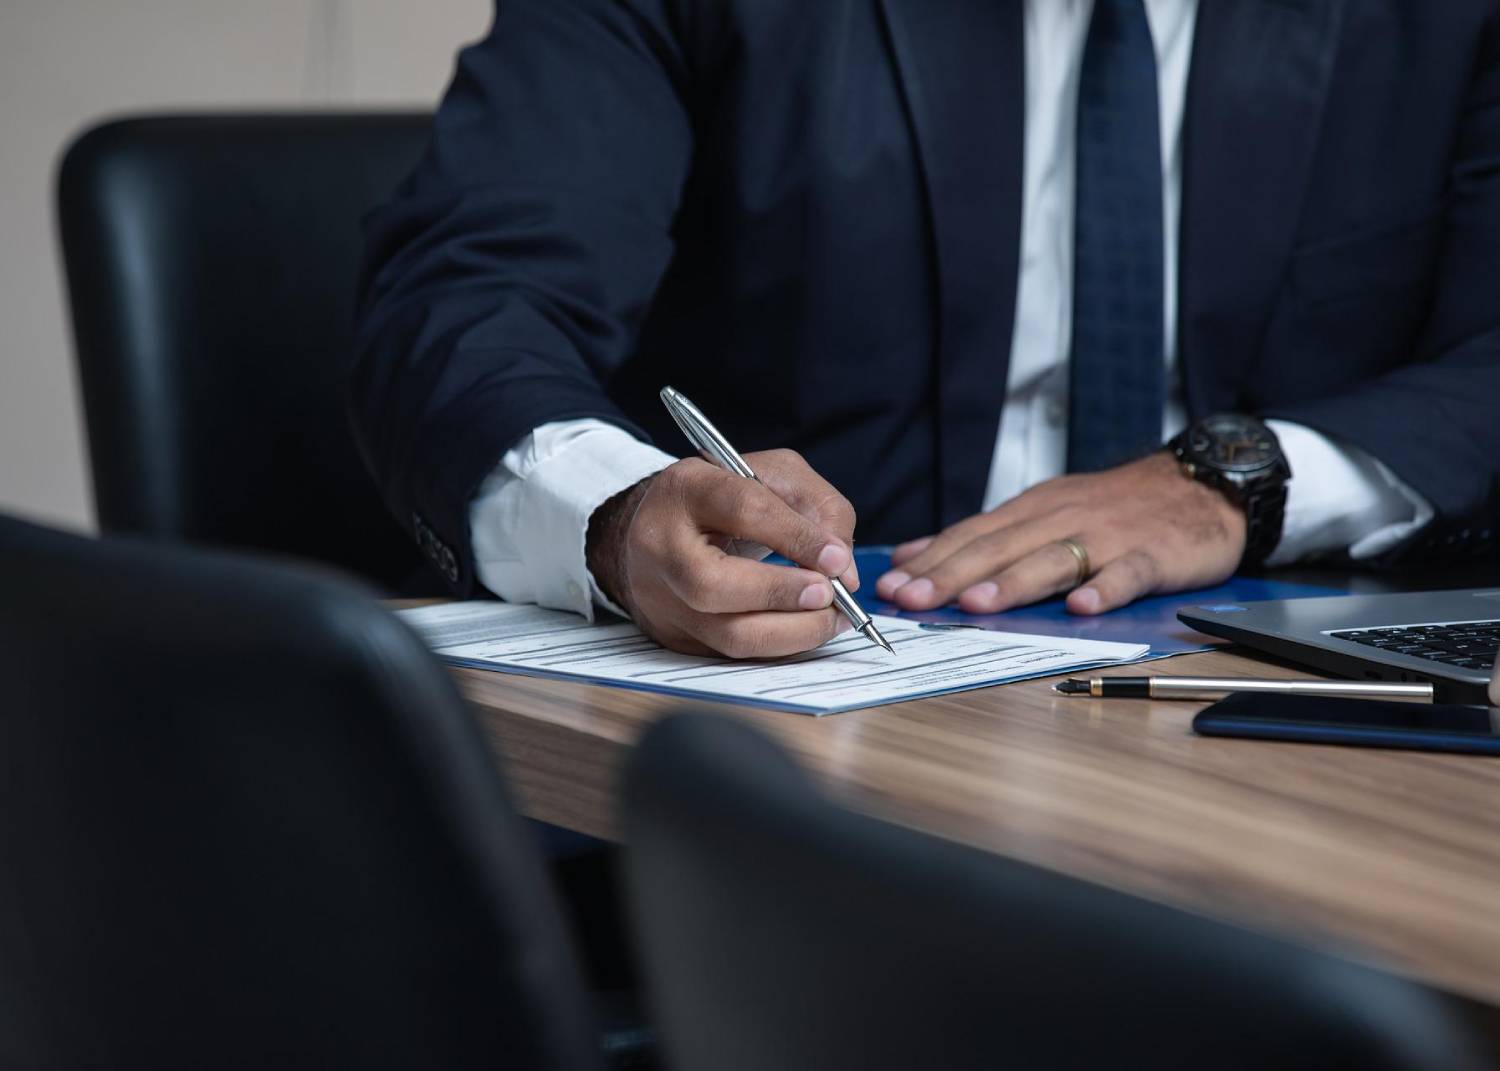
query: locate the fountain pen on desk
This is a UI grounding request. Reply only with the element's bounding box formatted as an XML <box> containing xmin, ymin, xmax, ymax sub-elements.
<box><xmin>659</xmin><ymin>386</ymin><xmax>894</xmax><ymax>656</ymax></box>
<box><xmin>1055</xmin><ymin>676</ymin><xmax>1434</xmax><ymax>701</ymax></box>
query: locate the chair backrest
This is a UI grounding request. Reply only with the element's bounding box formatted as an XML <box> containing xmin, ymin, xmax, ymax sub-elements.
<box><xmin>57</xmin><ymin>113</ymin><xmax>432</xmax><ymax>592</ymax></box>
<box><xmin>0</xmin><ymin>514</ymin><xmax>598</xmax><ymax>1070</ymax></box>
<box><xmin>624</xmin><ymin>714</ymin><xmax>1483</xmax><ymax>1071</ymax></box>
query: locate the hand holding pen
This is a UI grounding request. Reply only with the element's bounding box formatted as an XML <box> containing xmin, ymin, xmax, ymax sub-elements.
<box><xmin>661</xmin><ymin>387</ymin><xmax>893</xmax><ymax>655</ymax></box>
<box><xmin>584</xmin><ymin>391</ymin><xmax>874</xmax><ymax>659</ymax></box>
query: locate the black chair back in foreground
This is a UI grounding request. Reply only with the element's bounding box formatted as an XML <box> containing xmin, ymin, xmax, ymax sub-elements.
<box><xmin>0</xmin><ymin>514</ymin><xmax>598</xmax><ymax>1070</ymax></box>
<box><xmin>624</xmin><ymin>713</ymin><xmax>1483</xmax><ymax>1071</ymax></box>
<box><xmin>57</xmin><ymin>113</ymin><xmax>433</xmax><ymax>591</ymax></box>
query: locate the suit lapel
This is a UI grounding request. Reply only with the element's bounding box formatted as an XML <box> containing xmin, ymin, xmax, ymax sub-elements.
<box><xmin>879</xmin><ymin>0</ymin><xmax>1024</xmax><ymax>526</ymax></box>
<box><xmin>1178</xmin><ymin>0</ymin><xmax>1346</xmax><ymax>416</ymax></box>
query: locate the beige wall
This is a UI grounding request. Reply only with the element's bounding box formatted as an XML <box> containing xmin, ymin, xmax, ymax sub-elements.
<box><xmin>0</xmin><ymin>0</ymin><xmax>491</xmax><ymax>530</ymax></box>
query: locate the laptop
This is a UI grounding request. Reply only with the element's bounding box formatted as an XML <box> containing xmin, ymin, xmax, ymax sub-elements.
<box><xmin>1178</xmin><ymin>589</ymin><xmax>1500</xmax><ymax>704</ymax></box>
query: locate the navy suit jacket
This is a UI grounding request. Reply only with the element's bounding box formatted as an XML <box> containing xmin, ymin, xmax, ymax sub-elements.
<box><xmin>352</xmin><ymin>0</ymin><xmax>1500</xmax><ymax>595</ymax></box>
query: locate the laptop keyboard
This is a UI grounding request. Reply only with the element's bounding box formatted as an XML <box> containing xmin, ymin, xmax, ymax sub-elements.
<box><xmin>1329</xmin><ymin>620</ymin><xmax>1500</xmax><ymax>672</ymax></box>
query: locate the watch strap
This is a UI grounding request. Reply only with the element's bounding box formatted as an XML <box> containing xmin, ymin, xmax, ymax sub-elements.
<box><xmin>1240</xmin><ymin>481</ymin><xmax>1287</xmax><ymax>569</ymax></box>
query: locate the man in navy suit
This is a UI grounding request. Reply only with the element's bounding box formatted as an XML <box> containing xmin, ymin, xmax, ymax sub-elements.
<box><xmin>353</xmin><ymin>1</ymin><xmax>1500</xmax><ymax>658</ymax></box>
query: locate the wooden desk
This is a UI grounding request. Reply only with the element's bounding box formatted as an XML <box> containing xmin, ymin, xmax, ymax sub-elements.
<box><xmin>442</xmin><ymin>630</ymin><xmax>1500</xmax><ymax>1031</ymax></box>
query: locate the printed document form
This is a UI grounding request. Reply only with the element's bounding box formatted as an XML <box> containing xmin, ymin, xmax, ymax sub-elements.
<box><xmin>398</xmin><ymin>602</ymin><xmax>1149</xmax><ymax>715</ymax></box>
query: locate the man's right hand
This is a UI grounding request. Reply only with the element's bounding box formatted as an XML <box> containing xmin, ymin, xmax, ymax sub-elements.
<box><xmin>585</xmin><ymin>449</ymin><xmax>860</xmax><ymax>659</ymax></box>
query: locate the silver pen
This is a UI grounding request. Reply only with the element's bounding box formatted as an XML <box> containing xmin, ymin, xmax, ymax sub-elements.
<box><xmin>660</xmin><ymin>386</ymin><xmax>894</xmax><ymax>655</ymax></box>
<box><xmin>1055</xmin><ymin>676</ymin><xmax>1434</xmax><ymax>701</ymax></box>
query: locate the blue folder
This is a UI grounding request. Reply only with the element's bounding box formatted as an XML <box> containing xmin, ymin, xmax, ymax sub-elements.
<box><xmin>850</xmin><ymin>547</ymin><xmax>1339</xmax><ymax>658</ymax></box>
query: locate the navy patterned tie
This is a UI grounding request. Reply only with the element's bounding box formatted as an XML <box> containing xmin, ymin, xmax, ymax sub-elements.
<box><xmin>1067</xmin><ymin>0</ymin><xmax>1165</xmax><ymax>473</ymax></box>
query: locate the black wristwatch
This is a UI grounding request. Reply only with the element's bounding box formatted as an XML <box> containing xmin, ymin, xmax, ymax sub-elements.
<box><xmin>1167</xmin><ymin>414</ymin><xmax>1291</xmax><ymax>569</ymax></box>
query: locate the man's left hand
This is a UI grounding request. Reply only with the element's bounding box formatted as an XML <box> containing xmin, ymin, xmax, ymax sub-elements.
<box><xmin>876</xmin><ymin>452</ymin><xmax>1247</xmax><ymax>615</ymax></box>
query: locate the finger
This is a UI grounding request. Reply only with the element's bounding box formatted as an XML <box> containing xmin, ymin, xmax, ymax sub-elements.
<box><xmin>752</xmin><ymin>449</ymin><xmax>857</xmax><ymax>539</ymax></box>
<box><xmin>693</xmin><ymin>607</ymin><xmax>851</xmax><ymax>660</ymax></box>
<box><xmin>662</xmin><ymin>546</ymin><xmax>836</xmax><ymax>615</ymax></box>
<box><xmin>1066</xmin><ymin>549</ymin><xmax>1162</xmax><ymax>615</ymax></box>
<box><xmin>752</xmin><ymin>449</ymin><xmax>861</xmax><ymax>590</ymax></box>
<box><xmin>692</xmin><ymin>472</ymin><xmax>851</xmax><ymax>577</ymax></box>
<box><xmin>876</xmin><ymin>514</ymin><xmax>996</xmax><ymax>599</ymax></box>
<box><xmin>955</xmin><ymin>540</ymin><xmax>1090</xmax><ymax>614</ymax></box>
<box><xmin>890</xmin><ymin>519</ymin><xmax>1057</xmax><ymax>611</ymax></box>
<box><xmin>890</xmin><ymin>536</ymin><xmax>933</xmax><ymax>566</ymax></box>
<box><xmin>878</xmin><ymin>481</ymin><xmax>1086</xmax><ymax>597</ymax></box>
<box><xmin>838</xmin><ymin>555</ymin><xmax>861</xmax><ymax>594</ymax></box>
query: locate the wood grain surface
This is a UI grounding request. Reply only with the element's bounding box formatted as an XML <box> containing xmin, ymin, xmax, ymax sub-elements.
<box><xmin>401</xmin><ymin>598</ymin><xmax>1500</xmax><ymax>1020</ymax></box>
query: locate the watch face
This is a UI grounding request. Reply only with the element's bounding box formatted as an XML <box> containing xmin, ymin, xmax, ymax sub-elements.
<box><xmin>1188</xmin><ymin>415</ymin><xmax>1280</xmax><ymax>473</ymax></box>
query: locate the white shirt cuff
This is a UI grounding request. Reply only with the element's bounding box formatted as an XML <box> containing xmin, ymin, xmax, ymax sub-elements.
<box><xmin>468</xmin><ymin>419</ymin><xmax>676</xmax><ymax>620</ymax></box>
<box><xmin>1265</xmin><ymin>419</ymin><xmax>1434</xmax><ymax>566</ymax></box>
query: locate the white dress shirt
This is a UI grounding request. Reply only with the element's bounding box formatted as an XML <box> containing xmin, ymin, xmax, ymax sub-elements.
<box><xmin>470</xmin><ymin>0</ymin><xmax>1431</xmax><ymax>619</ymax></box>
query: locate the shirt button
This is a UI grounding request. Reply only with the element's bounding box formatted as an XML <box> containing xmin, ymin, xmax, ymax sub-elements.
<box><xmin>1045</xmin><ymin>400</ymin><xmax>1066</xmax><ymax>426</ymax></box>
<box><xmin>567</xmin><ymin>581</ymin><xmax>583</xmax><ymax>601</ymax></box>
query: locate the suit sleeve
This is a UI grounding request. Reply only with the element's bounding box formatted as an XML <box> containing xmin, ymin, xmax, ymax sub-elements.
<box><xmin>1264</xmin><ymin>22</ymin><xmax>1500</xmax><ymax>562</ymax></box>
<box><xmin>349</xmin><ymin>0</ymin><xmax>696</xmax><ymax>593</ymax></box>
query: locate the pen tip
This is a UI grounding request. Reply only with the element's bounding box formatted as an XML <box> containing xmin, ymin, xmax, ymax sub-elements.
<box><xmin>1053</xmin><ymin>679</ymin><xmax>1089</xmax><ymax>695</ymax></box>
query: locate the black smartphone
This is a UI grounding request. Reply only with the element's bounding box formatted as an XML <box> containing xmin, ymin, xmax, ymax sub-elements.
<box><xmin>1192</xmin><ymin>692</ymin><xmax>1500</xmax><ymax>755</ymax></box>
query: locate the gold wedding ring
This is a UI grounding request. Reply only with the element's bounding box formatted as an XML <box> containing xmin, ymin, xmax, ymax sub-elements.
<box><xmin>1058</xmin><ymin>538</ymin><xmax>1091</xmax><ymax>589</ymax></box>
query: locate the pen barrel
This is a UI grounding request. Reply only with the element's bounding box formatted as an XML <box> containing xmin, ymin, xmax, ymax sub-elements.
<box><xmin>830</xmin><ymin>577</ymin><xmax>870</xmax><ymax>628</ymax></box>
<box><xmin>1149</xmin><ymin>678</ymin><xmax>1434</xmax><ymax>701</ymax></box>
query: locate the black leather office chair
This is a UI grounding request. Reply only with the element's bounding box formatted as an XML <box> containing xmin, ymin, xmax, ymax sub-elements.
<box><xmin>58</xmin><ymin>113</ymin><xmax>433</xmax><ymax>592</ymax></box>
<box><xmin>624</xmin><ymin>714</ymin><xmax>1484</xmax><ymax>1071</ymax></box>
<box><xmin>0</xmin><ymin>513</ymin><xmax>623</xmax><ymax>1069</ymax></box>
